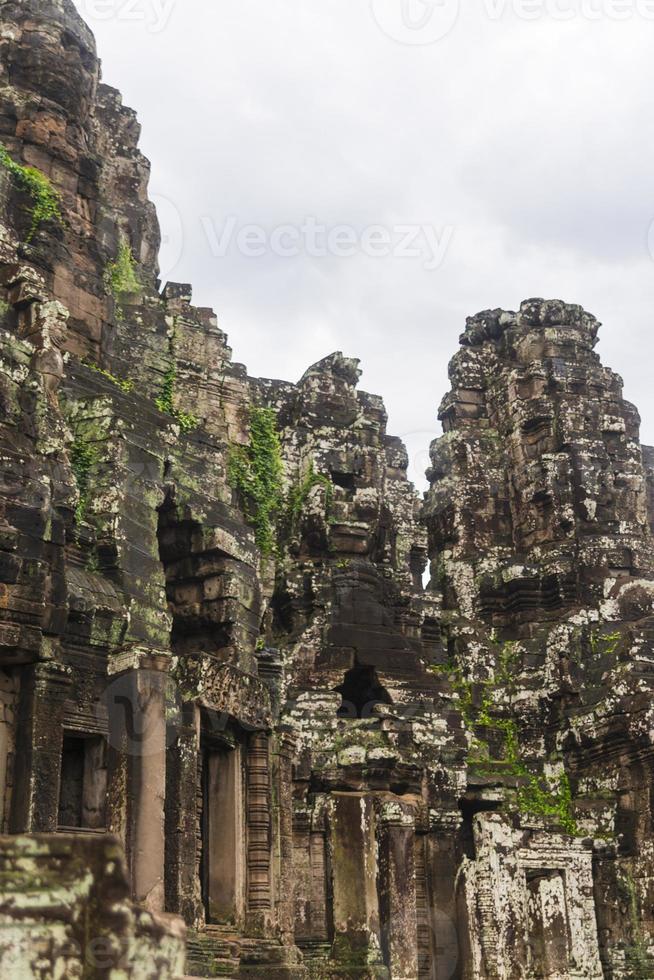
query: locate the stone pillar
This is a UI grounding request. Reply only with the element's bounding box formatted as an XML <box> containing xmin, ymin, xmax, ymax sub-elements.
<box><xmin>105</xmin><ymin>649</ymin><xmax>170</xmax><ymax>913</ymax></box>
<box><xmin>378</xmin><ymin>801</ymin><xmax>418</xmax><ymax>980</ymax></box>
<box><xmin>205</xmin><ymin>743</ymin><xmax>246</xmax><ymax>925</ymax></box>
<box><xmin>422</xmin><ymin>809</ymin><xmax>471</xmax><ymax>980</ymax></box>
<box><xmin>10</xmin><ymin>658</ymin><xmax>71</xmax><ymax>833</ymax></box>
<box><xmin>274</xmin><ymin>729</ymin><xmax>298</xmax><ymax>945</ymax></box>
<box><xmin>246</xmin><ymin>731</ymin><xmax>273</xmax><ymax>933</ymax></box>
<box><xmin>329</xmin><ymin>793</ymin><xmax>385</xmax><ymax>973</ymax></box>
<box><xmin>425</xmin><ymin>831</ymin><xmax>463</xmax><ymax>980</ymax></box>
<box><xmin>292</xmin><ymin>793</ymin><xmax>331</xmax><ymax>946</ymax></box>
<box><xmin>0</xmin><ymin>668</ymin><xmax>19</xmax><ymax>832</ymax></box>
<box><xmin>165</xmin><ymin>700</ymin><xmax>202</xmax><ymax>925</ymax></box>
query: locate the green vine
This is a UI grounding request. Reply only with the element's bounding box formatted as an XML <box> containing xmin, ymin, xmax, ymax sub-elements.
<box><xmin>84</xmin><ymin>361</ymin><xmax>134</xmax><ymax>392</ymax></box>
<box><xmin>0</xmin><ymin>144</ymin><xmax>62</xmax><ymax>241</ymax></box>
<box><xmin>285</xmin><ymin>461</ymin><xmax>333</xmax><ymax>534</ymax></box>
<box><xmin>70</xmin><ymin>434</ymin><xmax>100</xmax><ymax>523</ymax></box>
<box><xmin>155</xmin><ymin>329</ymin><xmax>199</xmax><ymax>433</ymax></box>
<box><xmin>228</xmin><ymin>407</ymin><xmax>284</xmax><ymax>557</ymax></box>
<box><xmin>497</xmin><ymin>716</ymin><xmax>578</xmax><ymax>834</ymax></box>
<box><xmin>105</xmin><ymin>237</ymin><xmax>140</xmax><ymax>298</ymax></box>
<box><xmin>590</xmin><ymin>628</ymin><xmax>622</xmax><ymax>658</ymax></box>
<box><xmin>443</xmin><ymin>643</ymin><xmax>579</xmax><ymax>835</ymax></box>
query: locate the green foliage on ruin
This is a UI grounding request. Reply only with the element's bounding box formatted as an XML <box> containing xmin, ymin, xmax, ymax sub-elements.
<box><xmin>228</xmin><ymin>407</ymin><xmax>284</xmax><ymax>557</ymax></box>
<box><xmin>155</xmin><ymin>328</ymin><xmax>199</xmax><ymax>433</ymax></box>
<box><xmin>285</xmin><ymin>461</ymin><xmax>333</xmax><ymax>534</ymax></box>
<box><xmin>440</xmin><ymin>640</ymin><xmax>579</xmax><ymax>835</ymax></box>
<box><xmin>70</xmin><ymin>433</ymin><xmax>100</xmax><ymax>523</ymax></box>
<box><xmin>104</xmin><ymin>236</ymin><xmax>140</xmax><ymax>303</ymax></box>
<box><xmin>84</xmin><ymin>360</ymin><xmax>134</xmax><ymax>392</ymax></box>
<box><xmin>589</xmin><ymin>628</ymin><xmax>622</xmax><ymax>658</ymax></box>
<box><xmin>495</xmin><ymin>717</ymin><xmax>578</xmax><ymax>835</ymax></box>
<box><xmin>0</xmin><ymin>144</ymin><xmax>62</xmax><ymax>241</ymax></box>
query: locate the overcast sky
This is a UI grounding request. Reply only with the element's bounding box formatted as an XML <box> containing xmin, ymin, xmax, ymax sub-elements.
<box><xmin>72</xmin><ymin>0</ymin><xmax>654</xmax><ymax>489</ymax></box>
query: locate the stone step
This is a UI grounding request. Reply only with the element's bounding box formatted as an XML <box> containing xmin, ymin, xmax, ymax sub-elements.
<box><xmin>238</xmin><ymin>939</ymin><xmax>307</xmax><ymax>980</ymax></box>
<box><xmin>297</xmin><ymin>942</ymin><xmax>331</xmax><ymax>977</ymax></box>
<box><xmin>186</xmin><ymin>956</ymin><xmax>239</xmax><ymax>979</ymax></box>
<box><xmin>186</xmin><ymin>930</ymin><xmax>241</xmax><ymax>979</ymax></box>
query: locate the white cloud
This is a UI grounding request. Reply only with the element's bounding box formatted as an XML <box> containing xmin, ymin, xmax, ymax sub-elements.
<box><xmin>73</xmin><ymin>0</ymin><xmax>654</xmax><ymax>479</ymax></box>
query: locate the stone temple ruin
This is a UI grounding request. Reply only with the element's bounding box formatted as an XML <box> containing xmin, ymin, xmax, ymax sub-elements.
<box><xmin>0</xmin><ymin>2</ymin><xmax>653</xmax><ymax>978</ymax></box>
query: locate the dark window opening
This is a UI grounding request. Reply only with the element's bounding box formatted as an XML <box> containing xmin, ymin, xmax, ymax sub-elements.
<box><xmin>459</xmin><ymin>799</ymin><xmax>502</xmax><ymax>859</ymax></box>
<box><xmin>331</xmin><ymin>471</ymin><xmax>356</xmax><ymax>492</ymax></box>
<box><xmin>58</xmin><ymin>734</ymin><xmax>107</xmax><ymax>830</ymax></box>
<box><xmin>336</xmin><ymin>666</ymin><xmax>392</xmax><ymax>719</ymax></box>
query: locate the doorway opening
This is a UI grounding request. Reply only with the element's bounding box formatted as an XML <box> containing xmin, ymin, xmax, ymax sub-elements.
<box><xmin>57</xmin><ymin>733</ymin><xmax>107</xmax><ymax>830</ymax></box>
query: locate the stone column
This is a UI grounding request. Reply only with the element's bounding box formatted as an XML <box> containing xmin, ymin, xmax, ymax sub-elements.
<box><xmin>378</xmin><ymin>800</ymin><xmax>418</xmax><ymax>980</ymax></box>
<box><xmin>246</xmin><ymin>731</ymin><xmax>273</xmax><ymax>933</ymax></box>
<box><xmin>165</xmin><ymin>700</ymin><xmax>202</xmax><ymax>925</ymax></box>
<box><xmin>274</xmin><ymin>728</ymin><xmax>298</xmax><ymax>945</ymax></box>
<box><xmin>105</xmin><ymin>648</ymin><xmax>170</xmax><ymax>913</ymax></box>
<box><xmin>426</xmin><ymin>815</ymin><xmax>464</xmax><ymax>980</ymax></box>
<box><xmin>10</xmin><ymin>657</ymin><xmax>71</xmax><ymax>833</ymax></box>
<box><xmin>205</xmin><ymin>743</ymin><xmax>246</xmax><ymax>925</ymax></box>
<box><xmin>329</xmin><ymin>793</ymin><xmax>384</xmax><ymax>972</ymax></box>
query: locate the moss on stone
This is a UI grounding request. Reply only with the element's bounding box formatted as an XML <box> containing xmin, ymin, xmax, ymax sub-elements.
<box><xmin>228</xmin><ymin>407</ymin><xmax>284</xmax><ymax>557</ymax></box>
<box><xmin>70</xmin><ymin>433</ymin><xmax>100</xmax><ymax>523</ymax></box>
<box><xmin>0</xmin><ymin>143</ymin><xmax>62</xmax><ymax>240</ymax></box>
<box><xmin>447</xmin><ymin>646</ymin><xmax>579</xmax><ymax>834</ymax></box>
<box><xmin>105</xmin><ymin>236</ymin><xmax>140</xmax><ymax>299</ymax></box>
<box><xmin>84</xmin><ymin>360</ymin><xmax>134</xmax><ymax>392</ymax></box>
<box><xmin>589</xmin><ymin>628</ymin><xmax>622</xmax><ymax>658</ymax></box>
<box><xmin>285</xmin><ymin>461</ymin><xmax>333</xmax><ymax>534</ymax></box>
<box><xmin>155</xmin><ymin>327</ymin><xmax>200</xmax><ymax>433</ymax></box>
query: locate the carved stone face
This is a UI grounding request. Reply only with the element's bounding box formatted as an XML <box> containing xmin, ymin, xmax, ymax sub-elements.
<box><xmin>5</xmin><ymin>2</ymin><xmax>97</xmax><ymax>124</ymax></box>
<box><xmin>618</xmin><ymin>581</ymin><xmax>654</xmax><ymax>622</ymax></box>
